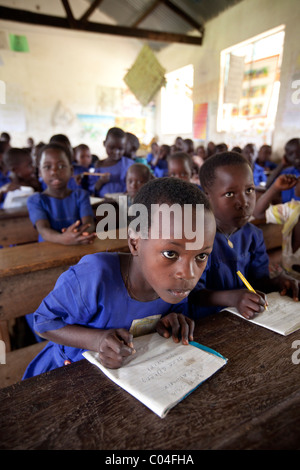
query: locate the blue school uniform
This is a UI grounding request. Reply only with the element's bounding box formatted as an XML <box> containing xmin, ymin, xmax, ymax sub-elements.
<box><xmin>27</xmin><ymin>188</ymin><xmax>94</xmax><ymax>242</ymax></box>
<box><xmin>22</xmin><ymin>252</ymin><xmax>187</xmax><ymax>379</ymax></box>
<box><xmin>188</xmin><ymin>223</ymin><xmax>270</xmax><ymax>319</ymax></box>
<box><xmin>88</xmin><ymin>157</ymin><xmax>134</xmax><ymax>197</ymax></box>
<box><xmin>72</xmin><ymin>162</ymin><xmax>94</xmax><ymax>175</ymax></box>
<box><xmin>280</xmin><ymin>167</ymin><xmax>300</xmax><ymax>203</ymax></box>
<box><xmin>153</xmin><ymin>160</ymin><xmax>168</xmax><ymax>178</ymax></box>
<box><xmin>253</xmin><ymin>163</ymin><xmax>267</xmax><ymax>187</ymax></box>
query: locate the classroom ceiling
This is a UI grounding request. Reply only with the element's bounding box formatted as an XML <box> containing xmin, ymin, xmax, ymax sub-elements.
<box><xmin>0</xmin><ymin>0</ymin><xmax>244</xmax><ymax>50</ymax></box>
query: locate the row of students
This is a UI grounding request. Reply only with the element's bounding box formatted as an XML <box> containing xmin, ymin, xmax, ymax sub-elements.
<box><xmin>21</xmin><ymin>148</ymin><xmax>299</xmax><ymax>379</ymax></box>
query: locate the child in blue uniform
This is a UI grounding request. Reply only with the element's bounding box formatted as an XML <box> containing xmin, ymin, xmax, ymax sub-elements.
<box><xmin>23</xmin><ymin>177</ymin><xmax>216</xmax><ymax>378</ymax></box>
<box><xmin>167</xmin><ymin>151</ymin><xmax>193</xmax><ymax>182</ymax></box>
<box><xmin>188</xmin><ymin>151</ymin><xmax>300</xmax><ymax>320</ymax></box>
<box><xmin>27</xmin><ymin>142</ymin><xmax>96</xmax><ymax>244</ymax></box>
<box><xmin>89</xmin><ymin>127</ymin><xmax>134</xmax><ymax>197</ymax></box>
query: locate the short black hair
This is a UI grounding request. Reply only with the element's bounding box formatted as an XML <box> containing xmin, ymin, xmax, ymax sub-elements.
<box><xmin>167</xmin><ymin>151</ymin><xmax>193</xmax><ymax>170</ymax></box>
<box><xmin>199</xmin><ymin>151</ymin><xmax>252</xmax><ymax>190</ymax></box>
<box><xmin>285</xmin><ymin>138</ymin><xmax>300</xmax><ymax>149</ymax></box>
<box><xmin>105</xmin><ymin>127</ymin><xmax>125</xmax><ymax>140</ymax></box>
<box><xmin>3</xmin><ymin>147</ymin><xmax>31</xmax><ymax>170</ymax></box>
<box><xmin>125</xmin><ymin>132</ymin><xmax>140</xmax><ymax>151</ymax></box>
<box><xmin>129</xmin><ymin>177</ymin><xmax>211</xmax><ymax>230</ymax></box>
<box><xmin>127</xmin><ymin>162</ymin><xmax>151</xmax><ymax>180</ymax></box>
<box><xmin>37</xmin><ymin>142</ymin><xmax>73</xmax><ymax>166</ymax></box>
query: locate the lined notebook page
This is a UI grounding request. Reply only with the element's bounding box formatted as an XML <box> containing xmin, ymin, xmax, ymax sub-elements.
<box><xmin>222</xmin><ymin>292</ymin><xmax>300</xmax><ymax>335</ymax></box>
<box><xmin>83</xmin><ymin>333</ymin><xmax>227</xmax><ymax>418</ymax></box>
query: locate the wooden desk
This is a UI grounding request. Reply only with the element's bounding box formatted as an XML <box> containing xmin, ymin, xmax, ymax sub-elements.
<box><xmin>0</xmin><ymin>207</ymin><xmax>38</xmax><ymax>246</ymax></box>
<box><xmin>0</xmin><ymin>234</ymin><xmax>129</xmax><ymax>346</ymax></box>
<box><xmin>0</xmin><ymin>312</ymin><xmax>299</xmax><ymax>450</ymax></box>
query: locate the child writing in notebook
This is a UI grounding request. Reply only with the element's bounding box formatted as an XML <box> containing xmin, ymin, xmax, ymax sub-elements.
<box><xmin>253</xmin><ymin>173</ymin><xmax>300</xmax><ymax>281</ymax></box>
<box><xmin>90</xmin><ymin>127</ymin><xmax>134</xmax><ymax>197</ymax></box>
<box><xmin>27</xmin><ymin>142</ymin><xmax>96</xmax><ymax>244</ymax></box>
<box><xmin>187</xmin><ymin>151</ymin><xmax>299</xmax><ymax>320</ymax></box>
<box><xmin>23</xmin><ymin>177</ymin><xmax>216</xmax><ymax>378</ymax></box>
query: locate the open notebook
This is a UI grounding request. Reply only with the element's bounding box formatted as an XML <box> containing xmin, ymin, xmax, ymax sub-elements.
<box><xmin>83</xmin><ymin>332</ymin><xmax>227</xmax><ymax>418</ymax></box>
<box><xmin>222</xmin><ymin>292</ymin><xmax>300</xmax><ymax>336</ymax></box>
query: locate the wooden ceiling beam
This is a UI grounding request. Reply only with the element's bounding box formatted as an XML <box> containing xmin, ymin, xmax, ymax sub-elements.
<box><xmin>163</xmin><ymin>0</ymin><xmax>203</xmax><ymax>33</ymax></box>
<box><xmin>0</xmin><ymin>6</ymin><xmax>203</xmax><ymax>45</ymax></box>
<box><xmin>131</xmin><ymin>0</ymin><xmax>162</xmax><ymax>27</ymax></box>
<box><xmin>79</xmin><ymin>0</ymin><xmax>104</xmax><ymax>23</ymax></box>
<box><xmin>60</xmin><ymin>0</ymin><xmax>76</xmax><ymax>29</ymax></box>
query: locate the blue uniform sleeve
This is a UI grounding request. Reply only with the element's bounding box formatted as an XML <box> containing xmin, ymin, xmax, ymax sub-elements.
<box><xmin>77</xmin><ymin>188</ymin><xmax>94</xmax><ymax>219</ymax></box>
<box><xmin>27</xmin><ymin>193</ymin><xmax>48</xmax><ymax>226</ymax></box>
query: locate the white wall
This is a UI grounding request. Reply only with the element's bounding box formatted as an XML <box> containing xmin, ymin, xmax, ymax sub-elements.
<box><xmin>0</xmin><ymin>0</ymin><xmax>145</xmax><ymax>155</ymax></box>
<box><xmin>156</xmin><ymin>0</ymin><xmax>300</xmax><ymax>159</ymax></box>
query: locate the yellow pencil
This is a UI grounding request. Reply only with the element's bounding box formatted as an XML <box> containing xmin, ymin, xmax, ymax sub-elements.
<box><xmin>236</xmin><ymin>270</ymin><xmax>268</xmax><ymax>310</ymax></box>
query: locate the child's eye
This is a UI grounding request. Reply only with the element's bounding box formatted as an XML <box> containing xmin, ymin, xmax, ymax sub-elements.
<box><xmin>246</xmin><ymin>187</ymin><xmax>254</xmax><ymax>194</ymax></box>
<box><xmin>196</xmin><ymin>253</ymin><xmax>208</xmax><ymax>262</ymax></box>
<box><xmin>225</xmin><ymin>192</ymin><xmax>234</xmax><ymax>197</ymax></box>
<box><xmin>162</xmin><ymin>251</ymin><xmax>178</xmax><ymax>259</ymax></box>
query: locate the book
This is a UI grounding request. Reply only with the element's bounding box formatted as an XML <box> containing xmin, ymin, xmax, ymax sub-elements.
<box><xmin>83</xmin><ymin>332</ymin><xmax>227</xmax><ymax>418</ymax></box>
<box><xmin>222</xmin><ymin>291</ymin><xmax>300</xmax><ymax>336</ymax></box>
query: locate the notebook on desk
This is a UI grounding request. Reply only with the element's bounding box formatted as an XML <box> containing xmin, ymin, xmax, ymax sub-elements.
<box><xmin>222</xmin><ymin>291</ymin><xmax>300</xmax><ymax>336</ymax></box>
<box><xmin>83</xmin><ymin>332</ymin><xmax>227</xmax><ymax>418</ymax></box>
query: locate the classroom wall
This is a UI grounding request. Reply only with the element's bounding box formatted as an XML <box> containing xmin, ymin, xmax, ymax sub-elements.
<box><xmin>156</xmin><ymin>0</ymin><xmax>300</xmax><ymax>159</ymax></box>
<box><xmin>0</xmin><ymin>0</ymin><xmax>147</xmax><ymax>156</ymax></box>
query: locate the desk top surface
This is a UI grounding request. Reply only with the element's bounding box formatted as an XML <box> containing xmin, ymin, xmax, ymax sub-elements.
<box><xmin>0</xmin><ymin>312</ymin><xmax>299</xmax><ymax>450</ymax></box>
<box><xmin>0</xmin><ymin>232</ymin><xmax>129</xmax><ymax>277</ymax></box>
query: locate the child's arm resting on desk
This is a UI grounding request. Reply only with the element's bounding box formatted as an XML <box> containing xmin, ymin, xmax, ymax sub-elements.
<box><xmin>190</xmin><ymin>288</ymin><xmax>267</xmax><ymax>320</ymax></box>
<box><xmin>35</xmin><ymin>218</ymin><xmax>96</xmax><ymax>245</ymax></box>
<box><xmin>38</xmin><ymin>325</ymin><xmax>135</xmax><ymax>369</ymax></box>
<box><xmin>156</xmin><ymin>313</ymin><xmax>194</xmax><ymax>344</ymax></box>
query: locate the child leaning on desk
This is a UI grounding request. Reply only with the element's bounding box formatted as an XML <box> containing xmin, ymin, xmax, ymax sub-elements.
<box><xmin>186</xmin><ymin>151</ymin><xmax>300</xmax><ymax>321</ymax></box>
<box><xmin>253</xmin><ymin>173</ymin><xmax>300</xmax><ymax>281</ymax></box>
<box><xmin>27</xmin><ymin>142</ymin><xmax>96</xmax><ymax>244</ymax></box>
<box><xmin>22</xmin><ymin>177</ymin><xmax>216</xmax><ymax>378</ymax></box>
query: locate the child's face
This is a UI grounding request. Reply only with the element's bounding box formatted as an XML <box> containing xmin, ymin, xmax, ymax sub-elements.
<box><xmin>15</xmin><ymin>155</ymin><xmax>35</xmax><ymax>180</ymax></box>
<box><xmin>104</xmin><ymin>135</ymin><xmax>126</xmax><ymax>162</ymax></box>
<box><xmin>206</xmin><ymin>164</ymin><xmax>256</xmax><ymax>233</ymax></box>
<box><xmin>75</xmin><ymin>148</ymin><xmax>92</xmax><ymax>168</ymax></box>
<box><xmin>40</xmin><ymin>149</ymin><xmax>72</xmax><ymax>191</ymax></box>
<box><xmin>168</xmin><ymin>159</ymin><xmax>191</xmax><ymax>181</ymax></box>
<box><xmin>131</xmin><ymin>208</ymin><xmax>216</xmax><ymax>304</ymax></box>
<box><xmin>126</xmin><ymin>169</ymin><xmax>148</xmax><ymax>198</ymax></box>
<box><xmin>285</xmin><ymin>142</ymin><xmax>300</xmax><ymax>169</ymax></box>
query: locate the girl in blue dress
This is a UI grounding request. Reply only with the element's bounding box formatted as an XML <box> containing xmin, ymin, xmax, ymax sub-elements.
<box><xmin>23</xmin><ymin>177</ymin><xmax>216</xmax><ymax>378</ymax></box>
<box><xmin>88</xmin><ymin>127</ymin><xmax>134</xmax><ymax>197</ymax></box>
<box><xmin>188</xmin><ymin>151</ymin><xmax>300</xmax><ymax>320</ymax></box>
<box><xmin>27</xmin><ymin>142</ymin><xmax>96</xmax><ymax>244</ymax></box>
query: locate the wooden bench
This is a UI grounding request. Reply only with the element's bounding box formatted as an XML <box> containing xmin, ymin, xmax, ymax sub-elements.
<box><xmin>0</xmin><ymin>207</ymin><xmax>38</xmax><ymax>246</ymax></box>
<box><xmin>0</xmin><ymin>232</ymin><xmax>129</xmax><ymax>388</ymax></box>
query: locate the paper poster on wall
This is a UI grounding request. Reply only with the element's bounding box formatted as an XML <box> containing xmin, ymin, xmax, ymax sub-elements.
<box><xmin>282</xmin><ymin>51</ymin><xmax>300</xmax><ymax>128</ymax></box>
<box><xmin>9</xmin><ymin>34</ymin><xmax>29</xmax><ymax>52</ymax></box>
<box><xmin>224</xmin><ymin>54</ymin><xmax>245</xmax><ymax>104</ymax></box>
<box><xmin>76</xmin><ymin>114</ymin><xmax>115</xmax><ymax>141</ymax></box>
<box><xmin>115</xmin><ymin>116</ymin><xmax>146</xmax><ymax>140</ymax></box>
<box><xmin>193</xmin><ymin>103</ymin><xmax>208</xmax><ymax>140</ymax></box>
<box><xmin>0</xmin><ymin>84</ymin><xmax>26</xmax><ymax>132</ymax></box>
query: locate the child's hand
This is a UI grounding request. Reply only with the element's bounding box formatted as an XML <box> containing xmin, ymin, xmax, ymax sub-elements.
<box><xmin>97</xmin><ymin>328</ymin><xmax>135</xmax><ymax>368</ymax></box>
<box><xmin>94</xmin><ymin>173</ymin><xmax>110</xmax><ymax>191</ymax></box>
<box><xmin>156</xmin><ymin>313</ymin><xmax>194</xmax><ymax>345</ymax></box>
<box><xmin>274</xmin><ymin>174</ymin><xmax>298</xmax><ymax>191</ymax></box>
<box><xmin>277</xmin><ymin>273</ymin><xmax>299</xmax><ymax>301</ymax></box>
<box><xmin>231</xmin><ymin>289</ymin><xmax>267</xmax><ymax>319</ymax></box>
<box><xmin>0</xmin><ymin>181</ymin><xmax>20</xmax><ymax>194</ymax></box>
<box><xmin>61</xmin><ymin>220</ymin><xmax>96</xmax><ymax>245</ymax></box>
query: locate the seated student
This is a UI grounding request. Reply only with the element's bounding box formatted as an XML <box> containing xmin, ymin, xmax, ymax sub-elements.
<box><xmin>187</xmin><ymin>151</ymin><xmax>299</xmax><ymax>320</ymax></box>
<box><xmin>89</xmin><ymin>127</ymin><xmax>134</xmax><ymax>197</ymax></box>
<box><xmin>0</xmin><ymin>147</ymin><xmax>41</xmax><ymax>207</ymax></box>
<box><xmin>22</xmin><ymin>177</ymin><xmax>216</xmax><ymax>378</ymax></box>
<box><xmin>125</xmin><ymin>162</ymin><xmax>152</xmax><ymax>206</ymax></box>
<box><xmin>253</xmin><ymin>173</ymin><xmax>300</xmax><ymax>281</ymax></box>
<box><xmin>184</xmin><ymin>138</ymin><xmax>195</xmax><ymax>157</ymax></box>
<box><xmin>146</xmin><ymin>141</ymin><xmax>159</xmax><ymax>167</ymax></box>
<box><xmin>267</xmin><ymin>138</ymin><xmax>300</xmax><ymax>203</ymax></box>
<box><xmin>173</xmin><ymin>136</ymin><xmax>187</xmax><ymax>152</ymax></box>
<box><xmin>72</xmin><ymin>144</ymin><xmax>94</xmax><ymax>175</ymax></box>
<box><xmin>124</xmin><ymin>132</ymin><xmax>152</xmax><ymax>170</ymax></box>
<box><xmin>151</xmin><ymin>144</ymin><xmax>170</xmax><ymax>178</ymax></box>
<box><xmin>27</xmin><ymin>142</ymin><xmax>96</xmax><ymax>244</ymax></box>
<box><xmin>252</xmin><ymin>144</ymin><xmax>276</xmax><ymax>187</ymax></box>
<box><xmin>215</xmin><ymin>143</ymin><xmax>228</xmax><ymax>154</ymax></box>
<box><xmin>48</xmin><ymin>134</ymin><xmax>78</xmax><ymax>190</ymax></box>
<box><xmin>0</xmin><ymin>141</ymin><xmax>10</xmax><ymax>187</ymax></box>
<box><xmin>167</xmin><ymin>151</ymin><xmax>192</xmax><ymax>182</ymax></box>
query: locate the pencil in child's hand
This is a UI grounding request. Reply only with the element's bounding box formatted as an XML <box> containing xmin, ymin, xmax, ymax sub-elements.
<box><xmin>236</xmin><ymin>270</ymin><xmax>268</xmax><ymax>310</ymax></box>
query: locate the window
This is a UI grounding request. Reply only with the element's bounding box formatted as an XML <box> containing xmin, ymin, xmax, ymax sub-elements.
<box><xmin>217</xmin><ymin>26</ymin><xmax>285</xmax><ymax>141</ymax></box>
<box><xmin>161</xmin><ymin>64</ymin><xmax>194</xmax><ymax>135</ymax></box>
